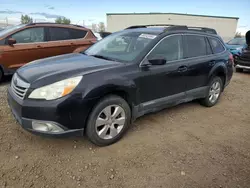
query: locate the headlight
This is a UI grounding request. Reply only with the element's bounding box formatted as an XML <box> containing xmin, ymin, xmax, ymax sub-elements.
<box><xmin>235</xmin><ymin>47</ymin><xmax>242</xmax><ymax>51</ymax></box>
<box><xmin>29</xmin><ymin>76</ymin><xmax>82</xmax><ymax>100</ymax></box>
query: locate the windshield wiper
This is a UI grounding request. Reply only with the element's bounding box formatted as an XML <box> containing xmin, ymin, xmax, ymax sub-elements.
<box><xmin>90</xmin><ymin>54</ymin><xmax>117</xmax><ymax>62</ymax></box>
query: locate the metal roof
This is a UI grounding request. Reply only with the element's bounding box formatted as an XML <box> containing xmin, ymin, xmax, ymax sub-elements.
<box><xmin>106</xmin><ymin>12</ymin><xmax>239</xmax><ymax>20</ymax></box>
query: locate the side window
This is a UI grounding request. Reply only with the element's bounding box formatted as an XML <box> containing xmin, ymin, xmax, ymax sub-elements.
<box><xmin>70</xmin><ymin>29</ymin><xmax>87</xmax><ymax>39</ymax></box>
<box><xmin>48</xmin><ymin>27</ymin><xmax>71</xmax><ymax>41</ymax></box>
<box><xmin>184</xmin><ymin>35</ymin><xmax>207</xmax><ymax>58</ymax></box>
<box><xmin>10</xmin><ymin>27</ymin><xmax>44</xmax><ymax>43</ymax></box>
<box><xmin>148</xmin><ymin>35</ymin><xmax>183</xmax><ymax>61</ymax></box>
<box><xmin>209</xmin><ymin>38</ymin><xmax>225</xmax><ymax>54</ymax></box>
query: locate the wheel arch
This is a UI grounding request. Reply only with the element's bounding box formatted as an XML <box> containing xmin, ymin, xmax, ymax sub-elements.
<box><xmin>208</xmin><ymin>64</ymin><xmax>227</xmax><ymax>90</ymax></box>
<box><xmin>83</xmin><ymin>82</ymin><xmax>138</xmax><ymax>113</ymax></box>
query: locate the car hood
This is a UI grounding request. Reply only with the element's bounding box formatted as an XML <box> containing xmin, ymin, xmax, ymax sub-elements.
<box><xmin>226</xmin><ymin>44</ymin><xmax>244</xmax><ymax>50</ymax></box>
<box><xmin>17</xmin><ymin>53</ymin><xmax>122</xmax><ymax>85</ymax></box>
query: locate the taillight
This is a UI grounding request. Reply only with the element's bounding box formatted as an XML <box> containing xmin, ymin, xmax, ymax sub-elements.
<box><xmin>229</xmin><ymin>53</ymin><xmax>234</xmax><ymax>66</ymax></box>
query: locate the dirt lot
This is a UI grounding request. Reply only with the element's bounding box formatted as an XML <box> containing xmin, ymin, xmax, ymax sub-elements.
<box><xmin>0</xmin><ymin>73</ymin><xmax>250</xmax><ymax>188</ymax></box>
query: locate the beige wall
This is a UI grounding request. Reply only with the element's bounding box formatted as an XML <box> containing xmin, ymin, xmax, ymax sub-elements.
<box><xmin>107</xmin><ymin>14</ymin><xmax>238</xmax><ymax>42</ymax></box>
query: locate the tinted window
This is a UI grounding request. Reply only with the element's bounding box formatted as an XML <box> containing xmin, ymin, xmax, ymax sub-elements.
<box><xmin>70</xmin><ymin>29</ymin><xmax>87</xmax><ymax>39</ymax></box>
<box><xmin>209</xmin><ymin>38</ymin><xmax>225</xmax><ymax>54</ymax></box>
<box><xmin>185</xmin><ymin>35</ymin><xmax>207</xmax><ymax>58</ymax></box>
<box><xmin>11</xmin><ymin>27</ymin><xmax>44</xmax><ymax>43</ymax></box>
<box><xmin>148</xmin><ymin>35</ymin><xmax>183</xmax><ymax>61</ymax></box>
<box><xmin>48</xmin><ymin>27</ymin><xmax>71</xmax><ymax>41</ymax></box>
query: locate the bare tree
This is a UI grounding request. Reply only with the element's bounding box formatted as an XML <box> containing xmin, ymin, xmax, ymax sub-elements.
<box><xmin>235</xmin><ymin>32</ymin><xmax>243</xmax><ymax>38</ymax></box>
<box><xmin>98</xmin><ymin>22</ymin><xmax>105</xmax><ymax>32</ymax></box>
<box><xmin>92</xmin><ymin>23</ymin><xmax>98</xmax><ymax>32</ymax></box>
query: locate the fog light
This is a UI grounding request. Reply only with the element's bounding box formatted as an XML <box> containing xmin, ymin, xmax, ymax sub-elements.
<box><xmin>32</xmin><ymin>121</ymin><xmax>64</xmax><ymax>133</ymax></box>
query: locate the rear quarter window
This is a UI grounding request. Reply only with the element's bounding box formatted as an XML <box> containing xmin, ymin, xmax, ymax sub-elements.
<box><xmin>70</xmin><ymin>29</ymin><xmax>87</xmax><ymax>39</ymax></box>
<box><xmin>208</xmin><ymin>37</ymin><xmax>225</xmax><ymax>54</ymax></box>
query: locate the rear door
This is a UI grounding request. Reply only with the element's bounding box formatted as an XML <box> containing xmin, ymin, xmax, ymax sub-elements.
<box><xmin>1</xmin><ymin>27</ymin><xmax>45</xmax><ymax>70</ymax></box>
<box><xmin>39</xmin><ymin>27</ymin><xmax>92</xmax><ymax>58</ymax></box>
<box><xmin>183</xmin><ymin>34</ymin><xmax>215</xmax><ymax>97</ymax></box>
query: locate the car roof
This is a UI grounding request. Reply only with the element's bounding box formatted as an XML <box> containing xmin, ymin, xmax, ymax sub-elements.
<box><xmin>119</xmin><ymin>27</ymin><xmax>219</xmax><ymax>39</ymax></box>
<box><xmin>123</xmin><ymin>27</ymin><xmax>166</xmax><ymax>34</ymax></box>
<box><xmin>25</xmin><ymin>23</ymin><xmax>90</xmax><ymax>30</ymax></box>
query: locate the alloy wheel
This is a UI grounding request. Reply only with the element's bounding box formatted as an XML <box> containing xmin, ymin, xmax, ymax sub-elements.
<box><xmin>209</xmin><ymin>81</ymin><xmax>221</xmax><ymax>103</ymax></box>
<box><xmin>95</xmin><ymin>105</ymin><xmax>126</xmax><ymax>139</ymax></box>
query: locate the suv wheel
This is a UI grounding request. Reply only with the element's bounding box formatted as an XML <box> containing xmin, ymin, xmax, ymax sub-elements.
<box><xmin>86</xmin><ymin>95</ymin><xmax>131</xmax><ymax>146</ymax></box>
<box><xmin>200</xmin><ymin>76</ymin><xmax>223</xmax><ymax>107</ymax></box>
<box><xmin>235</xmin><ymin>68</ymin><xmax>243</xmax><ymax>72</ymax></box>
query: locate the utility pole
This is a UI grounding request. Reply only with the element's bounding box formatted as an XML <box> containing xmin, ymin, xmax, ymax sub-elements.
<box><xmin>5</xmin><ymin>17</ymin><xmax>8</xmax><ymax>26</ymax></box>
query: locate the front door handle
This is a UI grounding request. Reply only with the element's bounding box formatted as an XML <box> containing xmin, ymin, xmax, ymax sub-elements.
<box><xmin>178</xmin><ymin>66</ymin><xmax>188</xmax><ymax>72</ymax></box>
<box><xmin>209</xmin><ymin>61</ymin><xmax>216</xmax><ymax>66</ymax></box>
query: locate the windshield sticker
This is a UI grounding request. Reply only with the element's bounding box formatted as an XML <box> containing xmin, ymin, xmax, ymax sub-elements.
<box><xmin>139</xmin><ymin>34</ymin><xmax>157</xmax><ymax>39</ymax></box>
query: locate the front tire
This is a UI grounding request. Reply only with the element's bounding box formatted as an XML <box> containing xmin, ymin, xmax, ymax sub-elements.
<box><xmin>200</xmin><ymin>76</ymin><xmax>223</xmax><ymax>107</ymax></box>
<box><xmin>86</xmin><ymin>95</ymin><xmax>131</xmax><ymax>146</ymax></box>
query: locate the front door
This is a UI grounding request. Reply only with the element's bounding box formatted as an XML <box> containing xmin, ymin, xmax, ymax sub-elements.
<box><xmin>2</xmin><ymin>27</ymin><xmax>45</xmax><ymax>70</ymax></box>
<box><xmin>137</xmin><ymin>35</ymin><xmax>188</xmax><ymax>110</ymax></box>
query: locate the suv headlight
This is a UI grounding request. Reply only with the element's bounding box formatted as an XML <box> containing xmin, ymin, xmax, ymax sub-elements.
<box><xmin>29</xmin><ymin>76</ymin><xmax>82</xmax><ymax>100</ymax></box>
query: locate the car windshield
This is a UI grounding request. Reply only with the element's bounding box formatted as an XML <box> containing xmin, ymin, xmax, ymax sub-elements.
<box><xmin>84</xmin><ymin>32</ymin><xmax>156</xmax><ymax>62</ymax></box>
<box><xmin>227</xmin><ymin>38</ymin><xmax>246</xmax><ymax>45</ymax></box>
<box><xmin>0</xmin><ymin>24</ymin><xmax>26</xmax><ymax>38</ymax></box>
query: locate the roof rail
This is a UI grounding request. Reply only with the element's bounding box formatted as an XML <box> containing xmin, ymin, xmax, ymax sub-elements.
<box><xmin>125</xmin><ymin>24</ymin><xmax>217</xmax><ymax>34</ymax></box>
<box><xmin>27</xmin><ymin>22</ymin><xmax>85</xmax><ymax>28</ymax></box>
<box><xmin>125</xmin><ymin>24</ymin><xmax>176</xmax><ymax>29</ymax></box>
<box><xmin>184</xmin><ymin>26</ymin><xmax>217</xmax><ymax>34</ymax></box>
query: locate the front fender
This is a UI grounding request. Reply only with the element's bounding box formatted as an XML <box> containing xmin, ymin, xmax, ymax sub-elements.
<box><xmin>81</xmin><ymin>75</ymin><xmax>138</xmax><ymax>105</ymax></box>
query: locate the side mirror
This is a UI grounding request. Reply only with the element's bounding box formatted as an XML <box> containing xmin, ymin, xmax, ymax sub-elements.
<box><xmin>8</xmin><ymin>38</ymin><xmax>16</xmax><ymax>46</ymax></box>
<box><xmin>148</xmin><ymin>56</ymin><xmax>166</xmax><ymax>65</ymax></box>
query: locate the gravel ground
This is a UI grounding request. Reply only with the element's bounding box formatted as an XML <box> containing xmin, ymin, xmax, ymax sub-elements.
<box><xmin>0</xmin><ymin>73</ymin><xmax>250</xmax><ymax>188</ymax></box>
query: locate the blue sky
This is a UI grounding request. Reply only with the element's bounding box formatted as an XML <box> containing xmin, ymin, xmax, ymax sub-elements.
<box><xmin>0</xmin><ymin>0</ymin><xmax>249</xmax><ymax>32</ymax></box>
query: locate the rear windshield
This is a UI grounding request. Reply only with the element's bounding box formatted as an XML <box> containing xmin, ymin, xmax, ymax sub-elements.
<box><xmin>0</xmin><ymin>24</ymin><xmax>26</xmax><ymax>38</ymax></box>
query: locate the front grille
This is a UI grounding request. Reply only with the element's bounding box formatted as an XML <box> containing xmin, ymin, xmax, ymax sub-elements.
<box><xmin>11</xmin><ymin>74</ymin><xmax>30</xmax><ymax>99</ymax></box>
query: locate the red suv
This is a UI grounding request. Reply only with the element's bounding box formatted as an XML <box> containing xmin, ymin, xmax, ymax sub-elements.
<box><xmin>0</xmin><ymin>23</ymin><xmax>97</xmax><ymax>81</ymax></box>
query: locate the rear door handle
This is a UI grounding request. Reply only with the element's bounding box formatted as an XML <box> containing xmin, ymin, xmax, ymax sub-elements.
<box><xmin>178</xmin><ymin>66</ymin><xmax>188</xmax><ymax>72</ymax></box>
<box><xmin>37</xmin><ymin>45</ymin><xmax>43</xmax><ymax>48</ymax></box>
<box><xmin>209</xmin><ymin>61</ymin><xmax>216</xmax><ymax>66</ymax></box>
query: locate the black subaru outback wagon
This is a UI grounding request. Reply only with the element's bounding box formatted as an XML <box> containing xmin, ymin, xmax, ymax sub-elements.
<box><xmin>8</xmin><ymin>25</ymin><xmax>233</xmax><ymax>146</ymax></box>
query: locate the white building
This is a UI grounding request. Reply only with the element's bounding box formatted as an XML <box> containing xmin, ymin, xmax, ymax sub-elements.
<box><xmin>107</xmin><ymin>13</ymin><xmax>239</xmax><ymax>41</ymax></box>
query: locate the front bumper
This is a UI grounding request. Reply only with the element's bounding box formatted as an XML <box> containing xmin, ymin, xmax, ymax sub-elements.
<box><xmin>235</xmin><ymin>59</ymin><xmax>250</xmax><ymax>69</ymax></box>
<box><xmin>7</xmin><ymin>87</ymin><xmax>96</xmax><ymax>137</ymax></box>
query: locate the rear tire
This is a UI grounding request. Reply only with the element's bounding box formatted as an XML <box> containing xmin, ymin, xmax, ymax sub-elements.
<box><xmin>200</xmin><ymin>76</ymin><xmax>223</xmax><ymax>107</ymax></box>
<box><xmin>86</xmin><ymin>95</ymin><xmax>131</xmax><ymax>146</ymax></box>
<box><xmin>0</xmin><ymin>68</ymin><xmax>3</xmax><ymax>82</ymax></box>
<box><xmin>236</xmin><ymin>68</ymin><xmax>243</xmax><ymax>72</ymax></box>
